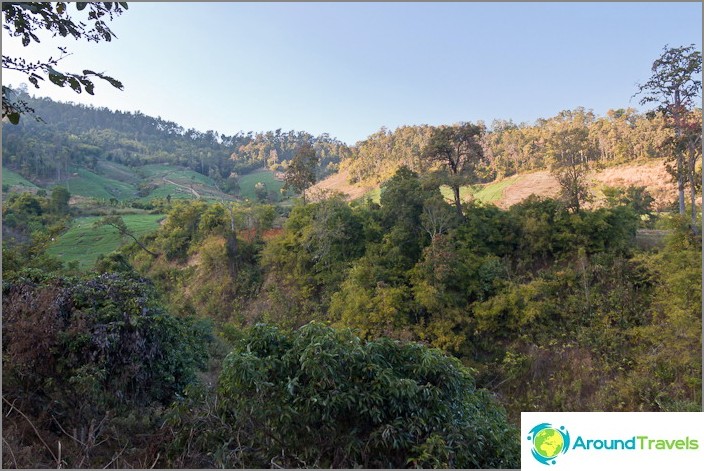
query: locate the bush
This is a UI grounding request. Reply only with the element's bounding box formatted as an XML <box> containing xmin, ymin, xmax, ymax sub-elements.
<box><xmin>3</xmin><ymin>271</ymin><xmax>211</xmax><ymax>404</ymax></box>
<box><xmin>164</xmin><ymin>323</ymin><xmax>520</xmax><ymax>468</ymax></box>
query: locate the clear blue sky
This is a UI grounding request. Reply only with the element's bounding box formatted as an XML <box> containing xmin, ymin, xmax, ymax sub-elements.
<box><xmin>2</xmin><ymin>2</ymin><xmax>702</xmax><ymax>145</ymax></box>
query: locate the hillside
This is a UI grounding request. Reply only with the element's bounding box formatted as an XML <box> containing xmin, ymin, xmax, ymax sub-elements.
<box><xmin>311</xmin><ymin>158</ymin><xmax>682</xmax><ymax>210</ymax></box>
<box><xmin>1</xmin><ymin>89</ymin><xmax>351</xmax><ymax>198</ymax></box>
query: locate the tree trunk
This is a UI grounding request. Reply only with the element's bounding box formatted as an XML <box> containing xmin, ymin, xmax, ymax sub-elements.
<box><xmin>226</xmin><ymin>204</ymin><xmax>239</xmax><ymax>277</ymax></box>
<box><xmin>687</xmin><ymin>145</ymin><xmax>699</xmax><ymax>233</ymax></box>
<box><xmin>678</xmin><ymin>154</ymin><xmax>686</xmax><ymax>215</ymax></box>
<box><xmin>452</xmin><ymin>185</ymin><xmax>463</xmax><ymax>218</ymax></box>
<box><xmin>126</xmin><ymin>233</ymin><xmax>159</xmax><ymax>257</ymax></box>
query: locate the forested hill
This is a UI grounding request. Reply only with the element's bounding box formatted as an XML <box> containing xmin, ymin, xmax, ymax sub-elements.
<box><xmin>1</xmin><ymin>88</ymin><xmax>350</xmax><ymax>185</ymax></box>
<box><xmin>338</xmin><ymin>108</ymin><xmax>675</xmax><ymax>186</ymax></box>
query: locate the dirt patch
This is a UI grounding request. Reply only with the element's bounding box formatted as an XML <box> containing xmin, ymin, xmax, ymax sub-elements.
<box><xmin>308</xmin><ymin>168</ymin><xmax>376</xmax><ymax>202</ymax></box>
<box><xmin>494</xmin><ymin>159</ymin><xmax>680</xmax><ymax>210</ymax></box>
<box><xmin>494</xmin><ymin>171</ymin><xmax>561</xmax><ymax>209</ymax></box>
<box><xmin>590</xmin><ymin>159</ymin><xmax>682</xmax><ymax>211</ymax></box>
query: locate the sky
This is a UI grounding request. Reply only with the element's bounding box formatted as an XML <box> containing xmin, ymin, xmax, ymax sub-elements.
<box><xmin>2</xmin><ymin>2</ymin><xmax>702</xmax><ymax>145</ymax></box>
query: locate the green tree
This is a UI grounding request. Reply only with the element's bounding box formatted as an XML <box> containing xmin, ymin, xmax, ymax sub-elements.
<box><xmin>284</xmin><ymin>142</ymin><xmax>319</xmax><ymax>203</ymax></box>
<box><xmin>253</xmin><ymin>181</ymin><xmax>268</xmax><ymax>202</ymax></box>
<box><xmin>2</xmin><ymin>2</ymin><xmax>127</xmax><ymax>123</ymax></box>
<box><xmin>422</xmin><ymin>123</ymin><xmax>484</xmax><ymax>217</ymax></box>
<box><xmin>50</xmin><ymin>185</ymin><xmax>70</xmax><ymax>215</ymax></box>
<box><xmin>548</xmin><ymin>128</ymin><xmax>593</xmax><ymax>212</ymax></box>
<box><xmin>634</xmin><ymin>44</ymin><xmax>702</xmax><ymax>217</ymax></box>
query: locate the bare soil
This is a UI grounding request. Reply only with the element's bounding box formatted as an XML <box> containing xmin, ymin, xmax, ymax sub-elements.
<box><xmin>312</xmin><ymin>158</ymin><xmax>685</xmax><ymax>210</ymax></box>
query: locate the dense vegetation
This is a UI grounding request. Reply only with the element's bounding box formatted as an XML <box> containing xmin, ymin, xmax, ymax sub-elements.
<box><xmin>2</xmin><ymin>74</ymin><xmax>701</xmax><ymax>469</ymax></box>
<box><xmin>341</xmin><ymin>108</ymin><xmax>674</xmax><ymax>186</ymax></box>
<box><xmin>2</xmin><ymin>88</ymin><xmax>350</xmax><ymax>193</ymax></box>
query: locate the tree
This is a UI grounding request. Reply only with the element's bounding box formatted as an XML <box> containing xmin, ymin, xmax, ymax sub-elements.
<box><xmin>2</xmin><ymin>2</ymin><xmax>127</xmax><ymax>124</ymax></box>
<box><xmin>680</xmin><ymin>108</ymin><xmax>702</xmax><ymax>229</ymax></box>
<box><xmin>547</xmin><ymin>125</ymin><xmax>594</xmax><ymax>212</ymax></box>
<box><xmin>422</xmin><ymin>123</ymin><xmax>484</xmax><ymax>217</ymax></box>
<box><xmin>284</xmin><ymin>142</ymin><xmax>319</xmax><ymax>203</ymax></box>
<box><xmin>253</xmin><ymin>181</ymin><xmax>268</xmax><ymax>202</ymax></box>
<box><xmin>634</xmin><ymin>45</ymin><xmax>702</xmax><ymax>216</ymax></box>
<box><xmin>94</xmin><ymin>215</ymin><xmax>159</xmax><ymax>257</ymax></box>
<box><xmin>50</xmin><ymin>185</ymin><xmax>70</xmax><ymax>215</ymax></box>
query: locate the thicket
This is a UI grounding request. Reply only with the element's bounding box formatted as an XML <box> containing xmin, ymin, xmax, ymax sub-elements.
<box><xmin>160</xmin><ymin>323</ymin><xmax>519</xmax><ymax>468</ymax></box>
<box><xmin>113</xmin><ymin>166</ymin><xmax>700</xmax><ymax>426</ymax></box>
<box><xmin>2</xmin><ymin>165</ymin><xmax>700</xmax><ymax>467</ymax></box>
<box><xmin>2</xmin><ymin>270</ymin><xmax>212</xmax><ymax>468</ymax></box>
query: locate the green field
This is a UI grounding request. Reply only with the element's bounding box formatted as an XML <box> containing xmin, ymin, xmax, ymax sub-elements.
<box><xmin>439</xmin><ymin>176</ymin><xmax>520</xmax><ymax>205</ymax></box>
<box><xmin>95</xmin><ymin>160</ymin><xmax>140</xmax><ymax>183</ymax></box>
<box><xmin>473</xmin><ymin>175</ymin><xmax>521</xmax><ymax>203</ymax></box>
<box><xmin>47</xmin><ymin>213</ymin><xmax>164</xmax><ymax>269</ymax></box>
<box><xmin>2</xmin><ymin>167</ymin><xmax>39</xmax><ymax>190</ymax></box>
<box><xmin>238</xmin><ymin>168</ymin><xmax>286</xmax><ymax>201</ymax></box>
<box><xmin>140</xmin><ymin>164</ymin><xmax>215</xmax><ymax>185</ymax></box>
<box><xmin>66</xmin><ymin>168</ymin><xmax>136</xmax><ymax>201</ymax></box>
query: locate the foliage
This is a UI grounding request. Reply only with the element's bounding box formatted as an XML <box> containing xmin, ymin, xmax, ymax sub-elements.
<box><xmin>634</xmin><ymin>44</ymin><xmax>702</xmax><ymax>218</ymax></box>
<box><xmin>635</xmin><ymin>44</ymin><xmax>702</xmax><ymax>113</ymax></box>
<box><xmin>50</xmin><ymin>185</ymin><xmax>71</xmax><ymax>215</ymax></box>
<box><xmin>260</xmin><ymin>195</ymin><xmax>367</xmax><ymax>325</ymax></box>
<box><xmin>163</xmin><ymin>323</ymin><xmax>519</xmax><ymax>469</ymax></box>
<box><xmin>2</xmin><ymin>2</ymin><xmax>127</xmax><ymax>123</ymax></box>
<box><xmin>284</xmin><ymin>142</ymin><xmax>319</xmax><ymax>202</ymax></box>
<box><xmin>422</xmin><ymin>122</ymin><xmax>485</xmax><ymax>216</ymax></box>
<box><xmin>2</xmin><ymin>190</ymin><xmax>70</xmax><ymax>277</ymax></box>
<box><xmin>2</xmin><ymin>271</ymin><xmax>211</xmax><ymax>467</ymax></box>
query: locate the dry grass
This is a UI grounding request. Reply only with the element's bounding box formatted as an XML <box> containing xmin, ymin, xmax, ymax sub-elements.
<box><xmin>308</xmin><ymin>168</ymin><xmax>376</xmax><ymax>202</ymax></box>
<box><xmin>312</xmin><ymin>158</ymin><xmax>684</xmax><ymax>210</ymax></box>
<box><xmin>494</xmin><ymin>171</ymin><xmax>561</xmax><ymax>209</ymax></box>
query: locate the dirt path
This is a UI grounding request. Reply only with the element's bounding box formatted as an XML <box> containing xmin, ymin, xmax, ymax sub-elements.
<box><xmin>163</xmin><ymin>177</ymin><xmax>200</xmax><ymax>198</ymax></box>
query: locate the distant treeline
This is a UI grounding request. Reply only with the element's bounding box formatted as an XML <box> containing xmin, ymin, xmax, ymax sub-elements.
<box><xmin>1</xmin><ymin>88</ymin><xmax>350</xmax><ymax>185</ymax></box>
<box><xmin>4</xmin><ymin>89</ymin><xmax>690</xmax><ymax>194</ymax></box>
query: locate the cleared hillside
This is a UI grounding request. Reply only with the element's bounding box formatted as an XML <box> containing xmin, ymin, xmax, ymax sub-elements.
<box><xmin>311</xmin><ymin>158</ymin><xmax>681</xmax><ymax>210</ymax></box>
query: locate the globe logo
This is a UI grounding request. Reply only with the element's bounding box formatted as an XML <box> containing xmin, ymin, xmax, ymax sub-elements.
<box><xmin>527</xmin><ymin>423</ymin><xmax>570</xmax><ymax>465</ymax></box>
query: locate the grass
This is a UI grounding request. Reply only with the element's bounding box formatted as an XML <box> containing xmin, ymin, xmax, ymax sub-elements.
<box><xmin>140</xmin><ymin>164</ymin><xmax>216</xmax><ymax>185</ymax></box>
<box><xmin>47</xmin><ymin>213</ymin><xmax>164</xmax><ymax>269</ymax></box>
<box><xmin>66</xmin><ymin>168</ymin><xmax>136</xmax><ymax>201</ymax></box>
<box><xmin>473</xmin><ymin>175</ymin><xmax>521</xmax><ymax>203</ymax></box>
<box><xmin>94</xmin><ymin>160</ymin><xmax>140</xmax><ymax>183</ymax></box>
<box><xmin>439</xmin><ymin>175</ymin><xmax>521</xmax><ymax>205</ymax></box>
<box><xmin>2</xmin><ymin>167</ymin><xmax>39</xmax><ymax>190</ymax></box>
<box><xmin>238</xmin><ymin>168</ymin><xmax>285</xmax><ymax>201</ymax></box>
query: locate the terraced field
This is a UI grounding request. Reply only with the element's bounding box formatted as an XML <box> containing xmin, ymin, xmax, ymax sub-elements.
<box><xmin>2</xmin><ymin>167</ymin><xmax>40</xmax><ymax>191</ymax></box>
<box><xmin>66</xmin><ymin>168</ymin><xmax>137</xmax><ymax>201</ymax></box>
<box><xmin>47</xmin><ymin>213</ymin><xmax>165</xmax><ymax>269</ymax></box>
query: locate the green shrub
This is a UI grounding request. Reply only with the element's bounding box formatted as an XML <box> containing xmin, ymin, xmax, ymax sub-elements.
<box><xmin>166</xmin><ymin>322</ymin><xmax>519</xmax><ymax>468</ymax></box>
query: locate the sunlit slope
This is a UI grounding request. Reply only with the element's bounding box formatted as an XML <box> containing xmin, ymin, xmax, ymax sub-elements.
<box><xmin>311</xmin><ymin>158</ymin><xmax>679</xmax><ymax>210</ymax></box>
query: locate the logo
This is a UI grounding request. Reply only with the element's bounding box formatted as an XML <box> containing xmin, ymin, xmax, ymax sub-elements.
<box><xmin>527</xmin><ymin>423</ymin><xmax>571</xmax><ymax>465</ymax></box>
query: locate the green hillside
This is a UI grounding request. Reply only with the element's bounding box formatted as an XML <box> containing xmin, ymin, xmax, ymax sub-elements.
<box><xmin>2</xmin><ymin>167</ymin><xmax>40</xmax><ymax>191</ymax></box>
<box><xmin>66</xmin><ymin>168</ymin><xmax>136</xmax><ymax>201</ymax></box>
<box><xmin>46</xmin><ymin>213</ymin><xmax>164</xmax><ymax>268</ymax></box>
<box><xmin>238</xmin><ymin>168</ymin><xmax>287</xmax><ymax>201</ymax></box>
